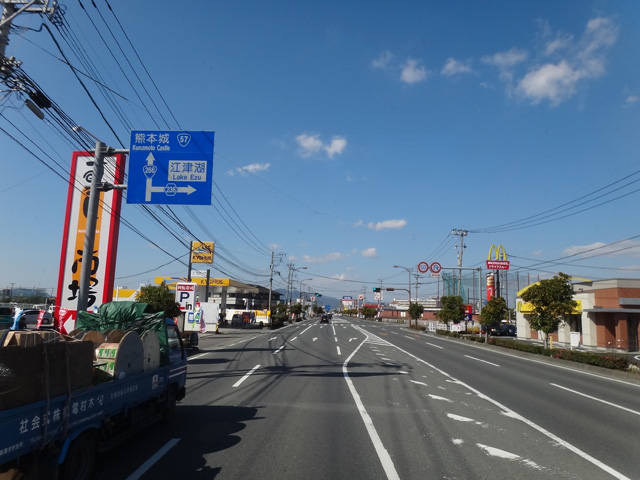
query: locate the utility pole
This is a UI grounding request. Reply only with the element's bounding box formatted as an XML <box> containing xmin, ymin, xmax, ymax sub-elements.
<box><xmin>1</xmin><ymin>1</ymin><xmax>58</xmax><ymax>76</ymax></box>
<box><xmin>451</xmin><ymin>229</ymin><xmax>468</xmax><ymax>297</ymax></box>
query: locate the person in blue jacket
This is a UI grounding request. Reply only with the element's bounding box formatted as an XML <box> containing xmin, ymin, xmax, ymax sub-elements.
<box><xmin>11</xmin><ymin>307</ymin><xmax>26</xmax><ymax>330</ymax></box>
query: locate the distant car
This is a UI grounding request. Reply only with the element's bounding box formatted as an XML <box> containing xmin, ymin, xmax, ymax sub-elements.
<box><xmin>0</xmin><ymin>306</ymin><xmax>13</xmax><ymax>329</ymax></box>
<box><xmin>320</xmin><ymin>315</ymin><xmax>329</xmax><ymax>323</ymax></box>
<box><xmin>497</xmin><ymin>324</ymin><xmax>517</xmax><ymax>337</ymax></box>
<box><xmin>21</xmin><ymin>309</ymin><xmax>52</xmax><ymax>326</ymax></box>
<box><xmin>491</xmin><ymin>324</ymin><xmax>516</xmax><ymax>337</ymax></box>
<box><xmin>230</xmin><ymin>314</ymin><xmax>244</xmax><ymax>327</ymax></box>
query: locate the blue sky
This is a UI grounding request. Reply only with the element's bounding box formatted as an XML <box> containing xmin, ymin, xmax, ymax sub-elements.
<box><xmin>1</xmin><ymin>1</ymin><xmax>639</xmax><ymax>305</ymax></box>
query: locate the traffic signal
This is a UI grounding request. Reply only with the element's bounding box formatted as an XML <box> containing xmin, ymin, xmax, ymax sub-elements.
<box><xmin>314</xmin><ymin>292</ymin><xmax>322</xmax><ymax>297</ymax></box>
<box><xmin>373</xmin><ymin>287</ymin><xmax>381</xmax><ymax>292</ymax></box>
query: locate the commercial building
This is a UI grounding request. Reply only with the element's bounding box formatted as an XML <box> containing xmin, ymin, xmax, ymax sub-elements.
<box><xmin>516</xmin><ymin>278</ymin><xmax>640</xmax><ymax>352</ymax></box>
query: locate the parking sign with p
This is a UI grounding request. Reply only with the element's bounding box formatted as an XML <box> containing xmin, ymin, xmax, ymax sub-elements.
<box><xmin>175</xmin><ymin>283</ymin><xmax>198</xmax><ymax>312</ymax></box>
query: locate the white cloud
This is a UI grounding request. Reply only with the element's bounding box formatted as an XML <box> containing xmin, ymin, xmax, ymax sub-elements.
<box><xmin>563</xmin><ymin>240</ymin><xmax>640</xmax><ymax>258</ymax></box>
<box><xmin>296</xmin><ymin>134</ymin><xmax>324</xmax><ymax>157</ymax></box>
<box><xmin>361</xmin><ymin>247</ymin><xmax>377</xmax><ymax>258</ymax></box>
<box><xmin>441</xmin><ymin>58</ymin><xmax>472</xmax><ymax>76</ymax></box>
<box><xmin>325</xmin><ymin>136</ymin><xmax>347</xmax><ymax>158</ymax></box>
<box><xmin>367</xmin><ymin>219</ymin><xmax>407</xmax><ymax>231</ymax></box>
<box><xmin>371</xmin><ymin>50</ymin><xmax>393</xmax><ymax>69</ymax></box>
<box><xmin>482</xmin><ymin>47</ymin><xmax>528</xmax><ymax>68</ymax></box>
<box><xmin>236</xmin><ymin>162</ymin><xmax>271</xmax><ymax>175</ymax></box>
<box><xmin>545</xmin><ymin>36</ymin><xmax>572</xmax><ymax>55</ymax></box>
<box><xmin>517</xmin><ymin>60</ymin><xmax>581</xmax><ymax>106</ymax></box>
<box><xmin>296</xmin><ymin>133</ymin><xmax>347</xmax><ymax>158</ymax></box>
<box><xmin>516</xmin><ymin>17</ymin><xmax>618</xmax><ymax>105</ymax></box>
<box><xmin>302</xmin><ymin>252</ymin><xmax>349</xmax><ymax>264</ymax></box>
<box><xmin>355</xmin><ymin>219</ymin><xmax>407</xmax><ymax>230</ymax></box>
<box><xmin>626</xmin><ymin>95</ymin><xmax>639</xmax><ymax>105</ymax></box>
<box><xmin>401</xmin><ymin>59</ymin><xmax>428</xmax><ymax>84</ymax></box>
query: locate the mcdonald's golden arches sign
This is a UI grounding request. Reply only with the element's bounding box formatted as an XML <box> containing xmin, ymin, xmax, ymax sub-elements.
<box><xmin>486</xmin><ymin>244</ymin><xmax>510</xmax><ymax>270</ymax></box>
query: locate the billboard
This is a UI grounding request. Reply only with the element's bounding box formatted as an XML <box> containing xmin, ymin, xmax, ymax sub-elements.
<box><xmin>191</xmin><ymin>241</ymin><xmax>214</xmax><ymax>264</ymax></box>
<box><xmin>56</xmin><ymin>151</ymin><xmax>126</xmax><ymax>330</ymax></box>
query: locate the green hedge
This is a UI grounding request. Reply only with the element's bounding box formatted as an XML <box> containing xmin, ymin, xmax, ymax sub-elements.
<box><xmin>435</xmin><ymin>332</ymin><xmax>632</xmax><ymax>372</ymax></box>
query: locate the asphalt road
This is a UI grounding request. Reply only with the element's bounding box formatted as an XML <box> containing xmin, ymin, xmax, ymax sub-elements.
<box><xmin>94</xmin><ymin>316</ymin><xmax>640</xmax><ymax>480</ymax></box>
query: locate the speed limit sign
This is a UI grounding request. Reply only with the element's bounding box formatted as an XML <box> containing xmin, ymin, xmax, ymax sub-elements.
<box><xmin>417</xmin><ymin>261</ymin><xmax>430</xmax><ymax>273</ymax></box>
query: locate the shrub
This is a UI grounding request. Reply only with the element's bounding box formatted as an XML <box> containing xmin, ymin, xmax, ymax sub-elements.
<box><xmin>435</xmin><ymin>331</ymin><xmax>632</xmax><ymax>372</ymax></box>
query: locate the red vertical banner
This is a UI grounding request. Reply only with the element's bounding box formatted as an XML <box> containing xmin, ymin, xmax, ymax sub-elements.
<box><xmin>486</xmin><ymin>273</ymin><xmax>495</xmax><ymax>301</ymax></box>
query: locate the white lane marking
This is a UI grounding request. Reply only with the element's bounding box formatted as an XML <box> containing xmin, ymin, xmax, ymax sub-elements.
<box><xmin>313</xmin><ymin>337</ymin><xmax>318</xmax><ymax>342</ymax></box>
<box><xmin>273</xmin><ymin>346</ymin><xmax>284</xmax><ymax>354</ymax></box>
<box><xmin>448</xmin><ymin>414</ymin><xmax>475</xmax><ymax>422</ymax></box>
<box><xmin>337</xmin><ymin>346</ymin><xmax>342</xmax><ymax>355</ymax></box>
<box><xmin>477</xmin><ymin>443</ymin><xmax>520</xmax><ymax>460</ymax></box>
<box><xmin>290</xmin><ymin>336</ymin><xmax>298</xmax><ymax>341</ymax></box>
<box><xmin>410</xmin><ymin>380</ymin><xmax>428</xmax><ymax>386</ymax></box>
<box><xmin>233</xmin><ymin>364</ymin><xmax>261</xmax><ymax>388</ymax></box>
<box><xmin>343</xmin><ymin>340</ymin><xmax>401</xmax><ymax>480</ymax></box>
<box><xmin>425</xmin><ymin>342</ymin><xmax>443</xmax><ymax>349</ymax></box>
<box><xmin>127</xmin><ymin>438</ymin><xmax>180</xmax><ymax>480</ymax></box>
<box><xmin>300</xmin><ymin>325</ymin><xmax>313</xmax><ymax>335</ymax></box>
<box><xmin>430</xmin><ymin>395</ymin><xmax>453</xmax><ymax>403</ymax></box>
<box><xmin>355</xmin><ymin>327</ymin><xmax>631</xmax><ymax>480</ymax></box>
<box><xmin>398</xmin><ymin>371</ymin><xmax>409</xmax><ymax>374</ymax></box>
<box><xmin>464</xmin><ymin>355</ymin><xmax>500</xmax><ymax>367</ymax></box>
<box><xmin>188</xmin><ymin>352</ymin><xmax>209</xmax><ymax>361</ymax></box>
<box><xmin>269</xmin><ymin>336</ymin><xmax>277</xmax><ymax>342</ymax></box>
<box><xmin>551</xmin><ymin>383</ymin><xmax>640</xmax><ymax>416</ymax></box>
<box><xmin>334</xmin><ymin>336</ymin><xmax>338</xmax><ymax>342</ymax></box>
<box><xmin>349</xmin><ymin>337</ymin><xmax>358</xmax><ymax>342</ymax></box>
<box><xmin>332</xmin><ymin>325</ymin><xmax>337</xmax><ymax>336</ymax></box>
<box><xmin>457</xmin><ymin>338</ymin><xmax>640</xmax><ymax>388</ymax></box>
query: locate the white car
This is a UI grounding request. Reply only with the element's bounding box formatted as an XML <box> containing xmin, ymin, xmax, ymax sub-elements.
<box><xmin>20</xmin><ymin>309</ymin><xmax>52</xmax><ymax>325</ymax></box>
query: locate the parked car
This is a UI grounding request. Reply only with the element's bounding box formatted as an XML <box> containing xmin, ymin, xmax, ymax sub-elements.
<box><xmin>20</xmin><ymin>309</ymin><xmax>52</xmax><ymax>326</ymax></box>
<box><xmin>494</xmin><ymin>324</ymin><xmax>517</xmax><ymax>337</ymax></box>
<box><xmin>0</xmin><ymin>307</ymin><xmax>13</xmax><ymax>329</ymax></box>
<box><xmin>230</xmin><ymin>314</ymin><xmax>244</xmax><ymax>327</ymax></box>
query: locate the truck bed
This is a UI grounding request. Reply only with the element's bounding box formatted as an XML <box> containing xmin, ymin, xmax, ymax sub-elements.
<box><xmin>0</xmin><ymin>365</ymin><xmax>171</xmax><ymax>466</ymax></box>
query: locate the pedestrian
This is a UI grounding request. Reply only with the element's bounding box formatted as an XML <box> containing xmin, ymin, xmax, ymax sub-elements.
<box><xmin>11</xmin><ymin>307</ymin><xmax>25</xmax><ymax>330</ymax></box>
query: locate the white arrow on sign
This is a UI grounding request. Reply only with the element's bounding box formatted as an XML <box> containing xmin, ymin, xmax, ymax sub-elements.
<box><xmin>144</xmin><ymin>152</ymin><xmax>197</xmax><ymax>201</ymax></box>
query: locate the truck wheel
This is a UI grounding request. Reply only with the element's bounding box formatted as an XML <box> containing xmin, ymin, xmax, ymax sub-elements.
<box><xmin>61</xmin><ymin>432</ymin><xmax>97</xmax><ymax>480</ymax></box>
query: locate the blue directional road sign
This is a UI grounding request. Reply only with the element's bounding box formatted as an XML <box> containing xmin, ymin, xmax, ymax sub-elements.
<box><xmin>127</xmin><ymin>130</ymin><xmax>214</xmax><ymax>205</ymax></box>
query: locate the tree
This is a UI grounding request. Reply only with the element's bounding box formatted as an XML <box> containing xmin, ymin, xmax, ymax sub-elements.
<box><xmin>408</xmin><ymin>302</ymin><xmax>424</xmax><ymax>328</ymax></box>
<box><xmin>480</xmin><ymin>296</ymin><xmax>507</xmax><ymax>341</ymax></box>
<box><xmin>291</xmin><ymin>303</ymin><xmax>303</xmax><ymax>320</ymax></box>
<box><xmin>436</xmin><ymin>296</ymin><xmax>466</xmax><ymax>324</ymax></box>
<box><xmin>361</xmin><ymin>306</ymin><xmax>377</xmax><ymax>319</ymax></box>
<box><xmin>520</xmin><ymin>273</ymin><xmax>577</xmax><ymax>349</ymax></box>
<box><xmin>135</xmin><ymin>282</ymin><xmax>181</xmax><ymax>317</ymax></box>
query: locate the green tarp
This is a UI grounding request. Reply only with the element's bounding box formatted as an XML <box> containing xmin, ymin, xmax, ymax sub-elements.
<box><xmin>76</xmin><ymin>301</ymin><xmax>170</xmax><ymax>366</ymax></box>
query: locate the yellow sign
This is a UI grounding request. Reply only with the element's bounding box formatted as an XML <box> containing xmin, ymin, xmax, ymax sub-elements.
<box><xmin>487</xmin><ymin>244</ymin><xmax>510</xmax><ymax>270</ymax></box>
<box><xmin>154</xmin><ymin>276</ymin><xmax>229</xmax><ymax>288</ymax></box>
<box><xmin>487</xmin><ymin>244</ymin><xmax>507</xmax><ymax>261</ymax></box>
<box><xmin>517</xmin><ymin>299</ymin><xmax>582</xmax><ymax>314</ymax></box>
<box><xmin>193</xmin><ymin>278</ymin><xmax>230</xmax><ymax>287</ymax></box>
<box><xmin>191</xmin><ymin>241</ymin><xmax>214</xmax><ymax>264</ymax></box>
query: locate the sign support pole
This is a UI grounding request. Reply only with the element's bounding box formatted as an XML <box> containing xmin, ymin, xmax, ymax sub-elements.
<box><xmin>77</xmin><ymin>140</ymin><xmax>107</xmax><ymax>313</ymax></box>
<box><xmin>187</xmin><ymin>241</ymin><xmax>193</xmax><ymax>282</ymax></box>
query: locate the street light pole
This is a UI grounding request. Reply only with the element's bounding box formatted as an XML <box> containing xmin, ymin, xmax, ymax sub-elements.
<box><xmin>394</xmin><ymin>265</ymin><xmax>412</xmax><ymax>328</ymax></box>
